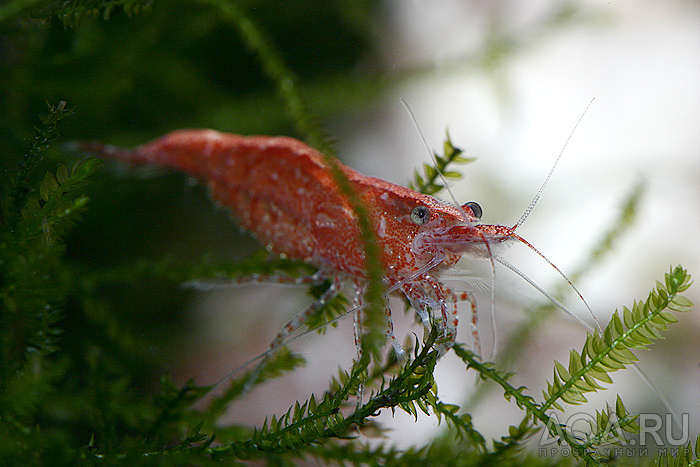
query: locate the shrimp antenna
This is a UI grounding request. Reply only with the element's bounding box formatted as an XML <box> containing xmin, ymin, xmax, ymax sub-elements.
<box><xmin>507</xmin><ymin>231</ymin><xmax>601</xmax><ymax>332</ymax></box>
<box><xmin>514</xmin><ymin>98</ymin><xmax>595</xmax><ymax>230</ymax></box>
<box><xmin>399</xmin><ymin>99</ymin><xmax>471</xmax><ymax>223</ymax></box>
<box><xmin>494</xmin><ymin>255</ymin><xmax>593</xmax><ymax>331</ymax></box>
<box><xmin>507</xmin><ymin>99</ymin><xmax>600</xmax><ymax>332</ymax></box>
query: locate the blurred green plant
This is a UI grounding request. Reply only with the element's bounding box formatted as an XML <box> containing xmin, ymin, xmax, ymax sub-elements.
<box><xmin>0</xmin><ymin>2</ymin><xmax>696</xmax><ymax>466</ymax></box>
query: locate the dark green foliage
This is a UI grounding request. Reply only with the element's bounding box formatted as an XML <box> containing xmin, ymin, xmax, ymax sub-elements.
<box><xmin>408</xmin><ymin>131</ymin><xmax>476</xmax><ymax>196</ymax></box>
<box><xmin>0</xmin><ymin>2</ymin><xmax>697</xmax><ymax>467</ymax></box>
<box><xmin>0</xmin><ymin>102</ymin><xmax>95</xmax><ymax>373</ymax></box>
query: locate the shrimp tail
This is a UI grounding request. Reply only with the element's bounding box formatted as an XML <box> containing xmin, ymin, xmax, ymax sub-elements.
<box><xmin>67</xmin><ymin>129</ymin><xmax>233</xmax><ymax>178</ymax></box>
<box><xmin>64</xmin><ymin>140</ymin><xmax>146</xmax><ymax>165</ymax></box>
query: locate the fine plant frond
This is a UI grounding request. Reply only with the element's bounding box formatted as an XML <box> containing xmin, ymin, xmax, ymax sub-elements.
<box><xmin>28</xmin><ymin>159</ymin><xmax>101</xmax><ymax>246</ymax></box>
<box><xmin>655</xmin><ymin>436</ymin><xmax>700</xmax><ymax>467</ymax></box>
<box><xmin>197</xmin><ymin>0</ymin><xmax>335</xmax><ymax>157</ymax></box>
<box><xmin>566</xmin><ymin>179</ymin><xmax>645</xmax><ymax>285</ymax></box>
<box><xmin>79</xmin><ymin>249</ymin><xmax>316</xmax><ymax>287</ymax></box>
<box><xmin>455</xmin><ymin>265</ymin><xmax>693</xmax><ymax>465</ymax></box>
<box><xmin>0</xmin><ymin>102</ymin><xmax>97</xmax><ymax>365</ymax></box>
<box><xmin>408</xmin><ymin>131</ymin><xmax>476</xmax><ymax>196</ymax></box>
<box><xmin>578</xmin><ymin>396</ymin><xmax>640</xmax><ymax>449</ymax></box>
<box><xmin>1</xmin><ymin>101</ymin><xmax>75</xmax><ymax>226</ymax></box>
<box><xmin>78</xmin><ymin>251</ymin><xmax>350</xmax><ymax>338</ymax></box>
<box><xmin>482</xmin><ymin>417</ymin><xmax>539</xmax><ymax>465</ymax></box>
<box><xmin>300</xmin><ymin>280</ymin><xmax>350</xmax><ymax>333</ymax></box>
<box><xmin>199</xmin><ymin>326</ymin><xmax>441</xmax><ymax>461</ymax></box>
<box><xmin>433</xmin><ymin>401</ymin><xmax>489</xmax><ymax>453</ymax></box>
<box><xmin>148</xmin><ymin>374</ymin><xmax>212</xmax><ymax>438</ymax></box>
<box><xmin>55</xmin><ymin>0</ymin><xmax>153</xmax><ymax>27</ymax></box>
<box><xmin>542</xmin><ymin>265</ymin><xmax>693</xmax><ymax>412</ymax></box>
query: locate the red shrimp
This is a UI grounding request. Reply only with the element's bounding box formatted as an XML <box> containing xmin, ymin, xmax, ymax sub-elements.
<box><xmin>74</xmin><ymin>129</ymin><xmax>583</xmax><ymax>360</ymax></box>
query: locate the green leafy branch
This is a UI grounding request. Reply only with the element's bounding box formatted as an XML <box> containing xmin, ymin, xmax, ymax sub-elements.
<box><xmin>0</xmin><ymin>102</ymin><xmax>109</xmax><ymax>462</ymax></box>
<box><xmin>77</xmin><ymin>250</ymin><xmax>351</xmax><ymax>342</ymax></box>
<box><xmin>408</xmin><ymin>131</ymin><xmax>476</xmax><ymax>196</ymax></box>
<box><xmin>454</xmin><ymin>266</ymin><xmax>694</xmax><ymax>465</ymax></box>
<box><xmin>542</xmin><ymin>265</ymin><xmax>693</xmax><ymax>413</ymax></box>
<box><xmin>0</xmin><ymin>102</ymin><xmax>98</xmax><ymax>366</ymax></box>
<box><xmin>78</xmin><ymin>249</ymin><xmax>317</xmax><ymax>290</ymax></box>
<box><xmin>1</xmin><ymin>101</ymin><xmax>74</xmax><ymax>227</ymax></box>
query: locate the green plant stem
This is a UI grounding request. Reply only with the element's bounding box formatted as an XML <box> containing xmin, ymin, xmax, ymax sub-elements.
<box><xmin>198</xmin><ymin>0</ymin><xmax>387</xmax><ymax>356</ymax></box>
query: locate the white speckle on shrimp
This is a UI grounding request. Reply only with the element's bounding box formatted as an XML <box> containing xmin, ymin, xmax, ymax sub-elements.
<box><xmin>201</xmin><ymin>129</ymin><xmax>222</xmax><ymax>158</ymax></box>
<box><xmin>377</xmin><ymin>215</ymin><xmax>387</xmax><ymax>238</ymax></box>
<box><xmin>316</xmin><ymin>213</ymin><xmax>336</xmax><ymax>228</ymax></box>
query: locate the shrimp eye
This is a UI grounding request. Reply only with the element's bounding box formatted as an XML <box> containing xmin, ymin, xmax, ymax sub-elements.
<box><xmin>410</xmin><ymin>205</ymin><xmax>430</xmax><ymax>225</ymax></box>
<box><xmin>464</xmin><ymin>201</ymin><xmax>482</xmax><ymax>219</ymax></box>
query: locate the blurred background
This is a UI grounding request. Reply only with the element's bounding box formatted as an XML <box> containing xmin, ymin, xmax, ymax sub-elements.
<box><xmin>2</xmin><ymin>0</ymin><xmax>697</xmax><ymax>455</ymax></box>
